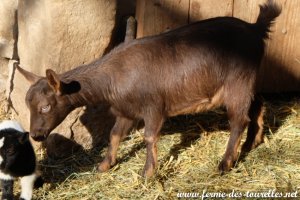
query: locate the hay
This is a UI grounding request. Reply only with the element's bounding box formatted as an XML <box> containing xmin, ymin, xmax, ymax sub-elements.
<box><xmin>0</xmin><ymin>94</ymin><xmax>299</xmax><ymax>199</ymax></box>
<box><xmin>0</xmin><ymin>92</ymin><xmax>11</xmax><ymax>120</ymax></box>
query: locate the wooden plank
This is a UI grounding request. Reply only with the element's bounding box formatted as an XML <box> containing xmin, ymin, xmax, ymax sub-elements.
<box><xmin>136</xmin><ymin>0</ymin><xmax>190</xmax><ymax>38</ymax></box>
<box><xmin>233</xmin><ymin>0</ymin><xmax>264</xmax><ymax>23</ymax></box>
<box><xmin>136</xmin><ymin>0</ymin><xmax>234</xmax><ymax>38</ymax></box>
<box><xmin>189</xmin><ymin>0</ymin><xmax>233</xmax><ymax>22</ymax></box>
<box><xmin>136</xmin><ymin>0</ymin><xmax>300</xmax><ymax>91</ymax></box>
<box><xmin>234</xmin><ymin>0</ymin><xmax>300</xmax><ymax>92</ymax></box>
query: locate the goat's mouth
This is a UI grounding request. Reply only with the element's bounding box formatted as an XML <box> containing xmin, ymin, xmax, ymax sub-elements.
<box><xmin>31</xmin><ymin>135</ymin><xmax>47</xmax><ymax>141</ymax></box>
<box><xmin>30</xmin><ymin>131</ymin><xmax>50</xmax><ymax>141</ymax></box>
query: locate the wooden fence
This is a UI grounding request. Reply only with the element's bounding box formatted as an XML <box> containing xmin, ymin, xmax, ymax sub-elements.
<box><xmin>136</xmin><ymin>0</ymin><xmax>300</xmax><ymax>92</ymax></box>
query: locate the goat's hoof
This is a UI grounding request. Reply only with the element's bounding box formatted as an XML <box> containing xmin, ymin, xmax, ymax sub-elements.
<box><xmin>218</xmin><ymin>159</ymin><xmax>233</xmax><ymax>175</ymax></box>
<box><xmin>141</xmin><ymin>166</ymin><xmax>155</xmax><ymax>178</ymax></box>
<box><xmin>97</xmin><ymin>160</ymin><xmax>111</xmax><ymax>172</ymax></box>
<box><xmin>242</xmin><ymin>138</ymin><xmax>264</xmax><ymax>153</ymax></box>
<box><xmin>241</xmin><ymin>143</ymin><xmax>252</xmax><ymax>155</ymax></box>
<box><xmin>241</xmin><ymin>141</ymin><xmax>263</xmax><ymax>155</ymax></box>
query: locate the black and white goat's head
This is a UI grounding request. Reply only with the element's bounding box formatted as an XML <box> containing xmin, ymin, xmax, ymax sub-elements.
<box><xmin>0</xmin><ymin>120</ymin><xmax>41</xmax><ymax>200</ymax></box>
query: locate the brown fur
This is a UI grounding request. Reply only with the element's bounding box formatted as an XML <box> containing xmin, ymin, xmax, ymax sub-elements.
<box><xmin>17</xmin><ymin>0</ymin><xmax>280</xmax><ymax>177</ymax></box>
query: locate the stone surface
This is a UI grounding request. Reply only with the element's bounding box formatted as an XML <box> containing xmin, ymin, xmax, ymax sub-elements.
<box><xmin>0</xmin><ymin>0</ymin><xmax>18</xmax><ymax>94</ymax></box>
<box><xmin>17</xmin><ymin>0</ymin><xmax>116</xmax><ymax>74</ymax></box>
<box><xmin>45</xmin><ymin>105</ymin><xmax>115</xmax><ymax>158</ymax></box>
<box><xmin>0</xmin><ymin>59</ymin><xmax>9</xmax><ymax>93</ymax></box>
<box><xmin>0</xmin><ymin>0</ymin><xmax>18</xmax><ymax>59</ymax></box>
<box><xmin>10</xmin><ymin>0</ymin><xmax>117</xmax><ymax>156</ymax></box>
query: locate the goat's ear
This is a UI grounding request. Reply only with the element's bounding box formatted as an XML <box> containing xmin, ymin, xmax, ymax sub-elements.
<box><xmin>60</xmin><ymin>80</ymin><xmax>81</xmax><ymax>95</ymax></box>
<box><xmin>19</xmin><ymin>132</ymin><xmax>29</xmax><ymax>144</ymax></box>
<box><xmin>46</xmin><ymin>69</ymin><xmax>81</xmax><ymax>96</ymax></box>
<box><xmin>46</xmin><ymin>69</ymin><xmax>63</xmax><ymax>95</ymax></box>
<box><xmin>15</xmin><ymin>63</ymin><xmax>41</xmax><ymax>85</ymax></box>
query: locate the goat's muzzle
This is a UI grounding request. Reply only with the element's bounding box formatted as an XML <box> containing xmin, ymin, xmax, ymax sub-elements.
<box><xmin>30</xmin><ymin>132</ymin><xmax>48</xmax><ymax>141</ymax></box>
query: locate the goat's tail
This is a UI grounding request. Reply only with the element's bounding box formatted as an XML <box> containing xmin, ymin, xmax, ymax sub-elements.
<box><xmin>255</xmin><ymin>0</ymin><xmax>281</xmax><ymax>39</ymax></box>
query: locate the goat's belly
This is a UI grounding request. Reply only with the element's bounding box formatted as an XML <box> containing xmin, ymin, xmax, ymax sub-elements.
<box><xmin>167</xmin><ymin>87</ymin><xmax>224</xmax><ymax>117</ymax></box>
<box><xmin>167</xmin><ymin>99</ymin><xmax>216</xmax><ymax>116</ymax></box>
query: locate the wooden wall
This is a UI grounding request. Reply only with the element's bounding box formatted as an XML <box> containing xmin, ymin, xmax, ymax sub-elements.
<box><xmin>136</xmin><ymin>0</ymin><xmax>300</xmax><ymax>92</ymax></box>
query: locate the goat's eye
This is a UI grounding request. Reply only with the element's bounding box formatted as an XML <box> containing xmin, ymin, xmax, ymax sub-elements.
<box><xmin>41</xmin><ymin>104</ymin><xmax>51</xmax><ymax>113</ymax></box>
<box><xmin>7</xmin><ymin>147</ymin><xmax>15</xmax><ymax>155</ymax></box>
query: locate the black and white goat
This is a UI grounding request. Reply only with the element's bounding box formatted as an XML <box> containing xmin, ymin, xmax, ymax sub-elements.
<box><xmin>0</xmin><ymin>120</ymin><xmax>41</xmax><ymax>200</ymax></box>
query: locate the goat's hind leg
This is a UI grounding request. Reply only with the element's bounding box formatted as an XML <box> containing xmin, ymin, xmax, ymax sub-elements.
<box><xmin>98</xmin><ymin>116</ymin><xmax>133</xmax><ymax>172</ymax></box>
<box><xmin>219</xmin><ymin>110</ymin><xmax>249</xmax><ymax>173</ymax></box>
<box><xmin>219</xmin><ymin>90</ymin><xmax>252</xmax><ymax>173</ymax></box>
<box><xmin>241</xmin><ymin>96</ymin><xmax>264</xmax><ymax>154</ymax></box>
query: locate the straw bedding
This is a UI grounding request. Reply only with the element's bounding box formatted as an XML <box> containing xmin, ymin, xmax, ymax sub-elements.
<box><xmin>0</xmin><ymin>93</ymin><xmax>299</xmax><ymax>199</ymax></box>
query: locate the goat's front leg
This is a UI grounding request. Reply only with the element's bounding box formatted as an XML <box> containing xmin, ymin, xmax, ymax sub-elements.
<box><xmin>219</xmin><ymin>109</ymin><xmax>249</xmax><ymax>173</ymax></box>
<box><xmin>142</xmin><ymin>114</ymin><xmax>165</xmax><ymax>177</ymax></box>
<box><xmin>20</xmin><ymin>173</ymin><xmax>37</xmax><ymax>200</ymax></box>
<box><xmin>1</xmin><ymin>179</ymin><xmax>14</xmax><ymax>200</ymax></box>
<box><xmin>241</xmin><ymin>96</ymin><xmax>264</xmax><ymax>154</ymax></box>
<box><xmin>98</xmin><ymin>117</ymin><xmax>133</xmax><ymax>172</ymax></box>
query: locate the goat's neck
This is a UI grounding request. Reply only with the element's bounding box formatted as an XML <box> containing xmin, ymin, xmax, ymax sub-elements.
<box><xmin>62</xmin><ymin>66</ymin><xmax>110</xmax><ymax>108</ymax></box>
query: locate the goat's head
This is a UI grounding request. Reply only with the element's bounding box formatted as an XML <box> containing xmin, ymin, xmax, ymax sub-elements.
<box><xmin>16</xmin><ymin>65</ymin><xmax>81</xmax><ymax>141</ymax></box>
<box><xmin>0</xmin><ymin>131</ymin><xmax>29</xmax><ymax>170</ymax></box>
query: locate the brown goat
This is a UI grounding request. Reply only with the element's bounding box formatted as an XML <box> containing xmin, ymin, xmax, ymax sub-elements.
<box><xmin>17</xmin><ymin>0</ymin><xmax>280</xmax><ymax>177</ymax></box>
